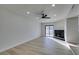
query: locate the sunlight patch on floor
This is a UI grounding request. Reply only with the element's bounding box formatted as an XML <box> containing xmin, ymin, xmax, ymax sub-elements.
<box><xmin>47</xmin><ymin>37</ymin><xmax>71</xmax><ymax>49</ymax></box>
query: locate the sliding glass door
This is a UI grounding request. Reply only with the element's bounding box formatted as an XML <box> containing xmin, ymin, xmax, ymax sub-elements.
<box><xmin>45</xmin><ymin>25</ymin><xmax>54</xmax><ymax>37</ymax></box>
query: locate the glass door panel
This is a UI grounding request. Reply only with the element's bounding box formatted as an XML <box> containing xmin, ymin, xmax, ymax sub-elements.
<box><xmin>45</xmin><ymin>25</ymin><xmax>54</xmax><ymax>37</ymax></box>
<box><xmin>46</xmin><ymin>26</ymin><xmax>49</xmax><ymax>37</ymax></box>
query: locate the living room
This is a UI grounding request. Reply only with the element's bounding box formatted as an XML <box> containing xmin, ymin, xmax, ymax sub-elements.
<box><xmin>0</xmin><ymin>4</ymin><xmax>79</xmax><ymax>55</ymax></box>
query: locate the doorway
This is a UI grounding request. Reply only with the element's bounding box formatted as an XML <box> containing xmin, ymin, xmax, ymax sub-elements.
<box><xmin>45</xmin><ymin>25</ymin><xmax>54</xmax><ymax>37</ymax></box>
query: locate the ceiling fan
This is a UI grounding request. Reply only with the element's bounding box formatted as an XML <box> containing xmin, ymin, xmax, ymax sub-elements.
<box><xmin>30</xmin><ymin>10</ymin><xmax>51</xmax><ymax>19</ymax></box>
<box><xmin>40</xmin><ymin>11</ymin><xmax>51</xmax><ymax>19</ymax></box>
<box><xmin>41</xmin><ymin>14</ymin><xmax>51</xmax><ymax>19</ymax></box>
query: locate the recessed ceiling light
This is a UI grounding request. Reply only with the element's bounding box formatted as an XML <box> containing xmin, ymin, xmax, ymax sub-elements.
<box><xmin>52</xmin><ymin>4</ymin><xmax>55</xmax><ymax>7</ymax></box>
<box><xmin>26</xmin><ymin>11</ymin><xmax>30</xmax><ymax>14</ymax></box>
<box><xmin>42</xmin><ymin>21</ymin><xmax>45</xmax><ymax>22</ymax></box>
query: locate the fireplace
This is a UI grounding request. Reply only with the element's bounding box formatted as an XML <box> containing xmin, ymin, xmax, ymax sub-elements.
<box><xmin>54</xmin><ymin>30</ymin><xmax>65</xmax><ymax>41</ymax></box>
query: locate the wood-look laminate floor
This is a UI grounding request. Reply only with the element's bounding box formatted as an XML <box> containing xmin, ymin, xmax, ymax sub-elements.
<box><xmin>0</xmin><ymin>37</ymin><xmax>73</xmax><ymax>55</ymax></box>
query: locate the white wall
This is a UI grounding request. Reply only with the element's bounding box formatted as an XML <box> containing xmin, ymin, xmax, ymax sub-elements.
<box><xmin>65</xmin><ymin>16</ymin><xmax>79</xmax><ymax>43</ymax></box>
<box><xmin>54</xmin><ymin>20</ymin><xmax>65</xmax><ymax>30</ymax></box>
<box><xmin>66</xmin><ymin>5</ymin><xmax>79</xmax><ymax>44</ymax></box>
<box><xmin>0</xmin><ymin>7</ymin><xmax>41</xmax><ymax>52</ymax></box>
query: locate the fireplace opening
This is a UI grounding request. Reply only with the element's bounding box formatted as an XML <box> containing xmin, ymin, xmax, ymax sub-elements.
<box><xmin>54</xmin><ymin>30</ymin><xmax>65</xmax><ymax>41</ymax></box>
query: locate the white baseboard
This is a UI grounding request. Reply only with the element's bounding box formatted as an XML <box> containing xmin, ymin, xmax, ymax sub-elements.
<box><xmin>0</xmin><ymin>36</ymin><xmax>40</xmax><ymax>53</ymax></box>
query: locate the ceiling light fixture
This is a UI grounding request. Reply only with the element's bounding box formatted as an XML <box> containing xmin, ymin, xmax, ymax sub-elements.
<box><xmin>52</xmin><ymin>4</ymin><xmax>55</xmax><ymax>7</ymax></box>
<box><xmin>26</xmin><ymin>11</ymin><xmax>30</xmax><ymax>14</ymax></box>
<box><xmin>42</xmin><ymin>21</ymin><xmax>45</xmax><ymax>22</ymax></box>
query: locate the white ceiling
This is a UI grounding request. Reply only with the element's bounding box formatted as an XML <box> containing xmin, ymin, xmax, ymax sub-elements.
<box><xmin>68</xmin><ymin>4</ymin><xmax>79</xmax><ymax>18</ymax></box>
<box><xmin>0</xmin><ymin>4</ymin><xmax>73</xmax><ymax>22</ymax></box>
